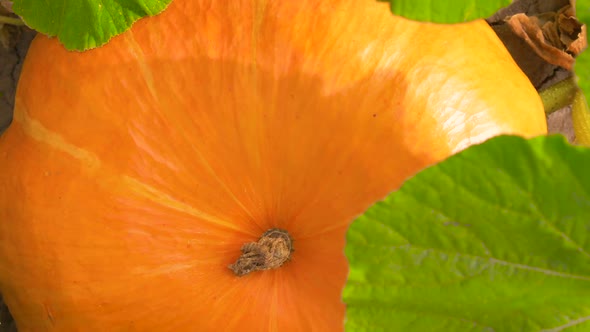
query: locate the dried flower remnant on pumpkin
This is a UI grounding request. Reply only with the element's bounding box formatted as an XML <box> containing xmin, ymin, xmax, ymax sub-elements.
<box><xmin>229</xmin><ymin>228</ymin><xmax>294</xmax><ymax>276</ymax></box>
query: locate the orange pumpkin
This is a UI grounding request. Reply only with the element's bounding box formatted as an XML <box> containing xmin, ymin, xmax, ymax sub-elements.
<box><xmin>0</xmin><ymin>0</ymin><xmax>546</xmax><ymax>331</ymax></box>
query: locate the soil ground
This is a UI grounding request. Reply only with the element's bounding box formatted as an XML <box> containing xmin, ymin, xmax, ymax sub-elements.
<box><xmin>0</xmin><ymin>25</ymin><xmax>34</xmax><ymax>132</ymax></box>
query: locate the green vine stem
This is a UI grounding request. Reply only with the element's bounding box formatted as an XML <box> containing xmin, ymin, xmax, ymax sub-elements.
<box><xmin>0</xmin><ymin>15</ymin><xmax>23</xmax><ymax>26</ymax></box>
<box><xmin>572</xmin><ymin>89</ymin><xmax>590</xmax><ymax>146</ymax></box>
<box><xmin>538</xmin><ymin>76</ymin><xmax>590</xmax><ymax>147</ymax></box>
<box><xmin>538</xmin><ymin>77</ymin><xmax>579</xmax><ymax>114</ymax></box>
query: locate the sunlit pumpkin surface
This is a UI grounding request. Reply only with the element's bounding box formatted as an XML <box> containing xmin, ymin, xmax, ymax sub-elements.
<box><xmin>0</xmin><ymin>0</ymin><xmax>547</xmax><ymax>331</ymax></box>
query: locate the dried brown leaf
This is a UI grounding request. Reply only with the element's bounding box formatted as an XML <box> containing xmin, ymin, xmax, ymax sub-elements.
<box><xmin>506</xmin><ymin>13</ymin><xmax>576</xmax><ymax>70</ymax></box>
<box><xmin>488</xmin><ymin>0</ymin><xmax>587</xmax><ymax>90</ymax></box>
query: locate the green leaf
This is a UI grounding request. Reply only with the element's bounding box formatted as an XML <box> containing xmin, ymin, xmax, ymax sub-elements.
<box><xmin>382</xmin><ymin>0</ymin><xmax>510</xmax><ymax>23</ymax></box>
<box><xmin>577</xmin><ymin>0</ymin><xmax>590</xmax><ymax>99</ymax></box>
<box><xmin>12</xmin><ymin>0</ymin><xmax>172</xmax><ymax>51</ymax></box>
<box><xmin>344</xmin><ymin>135</ymin><xmax>590</xmax><ymax>331</ymax></box>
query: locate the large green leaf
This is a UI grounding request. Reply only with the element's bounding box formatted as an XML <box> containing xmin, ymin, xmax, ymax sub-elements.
<box><xmin>12</xmin><ymin>0</ymin><xmax>172</xmax><ymax>51</ymax></box>
<box><xmin>344</xmin><ymin>135</ymin><xmax>590</xmax><ymax>331</ymax></box>
<box><xmin>577</xmin><ymin>0</ymin><xmax>590</xmax><ymax>99</ymax></box>
<box><xmin>382</xmin><ymin>0</ymin><xmax>510</xmax><ymax>23</ymax></box>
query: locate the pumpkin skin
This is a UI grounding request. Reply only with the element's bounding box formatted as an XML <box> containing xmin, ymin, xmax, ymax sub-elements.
<box><xmin>0</xmin><ymin>0</ymin><xmax>546</xmax><ymax>331</ymax></box>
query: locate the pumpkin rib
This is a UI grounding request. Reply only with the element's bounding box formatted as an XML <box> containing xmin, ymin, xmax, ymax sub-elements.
<box><xmin>123</xmin><ymin>29</ymin><xmax>268</xmax><ymax>230</ymax></box>
<box><xmin>12</xmin><ymin>104</ymin><xmax>256</xmax><ymax>236</ymax></box>
<box><xmin>12</xmin><ymin>104</ymin><xmax>102</xmax><ymax>171</ymax></box>
<box><xmin>123</xmin><ymin>32</ymin><xmax>161</xmax><ymax>102</ymax></box>
<box><xmin>121</xmin><ymin>176</ymin><xmax>255</xmax><ymax>235</ymax></box>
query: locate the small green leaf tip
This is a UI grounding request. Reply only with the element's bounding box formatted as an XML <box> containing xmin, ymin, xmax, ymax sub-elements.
<box><xmin>12</xmin><ymin>0</ymin><xmax>172</xmax><ymax>51</ymax></box>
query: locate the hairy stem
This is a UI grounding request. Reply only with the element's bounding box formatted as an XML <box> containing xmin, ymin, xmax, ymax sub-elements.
<box><xmin>539</xmin><ymin>77</ymin><xmax>579</xmax><ymax>114</ymax></box>
<box><xmin>572</xmin><ymin>89</ymin><xmax>590</xmax><ymax>146</ymax></box>
<box><xmin>0</xmin><ymin>15</ymin><xmax>23</xmax><ymax>26</ymax></box>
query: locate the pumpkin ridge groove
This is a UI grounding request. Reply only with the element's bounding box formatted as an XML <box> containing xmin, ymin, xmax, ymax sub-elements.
<box><xmin>14</xmin><ymin>106</ymin><xmax>250</xmax><ymax>235</ymax></box>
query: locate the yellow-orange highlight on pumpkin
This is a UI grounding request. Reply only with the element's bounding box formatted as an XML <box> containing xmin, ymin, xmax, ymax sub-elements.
<box><xmin>0</xmin><ymin>0</ymin><xmax>546</xmax><ymax>331</ymax></box>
